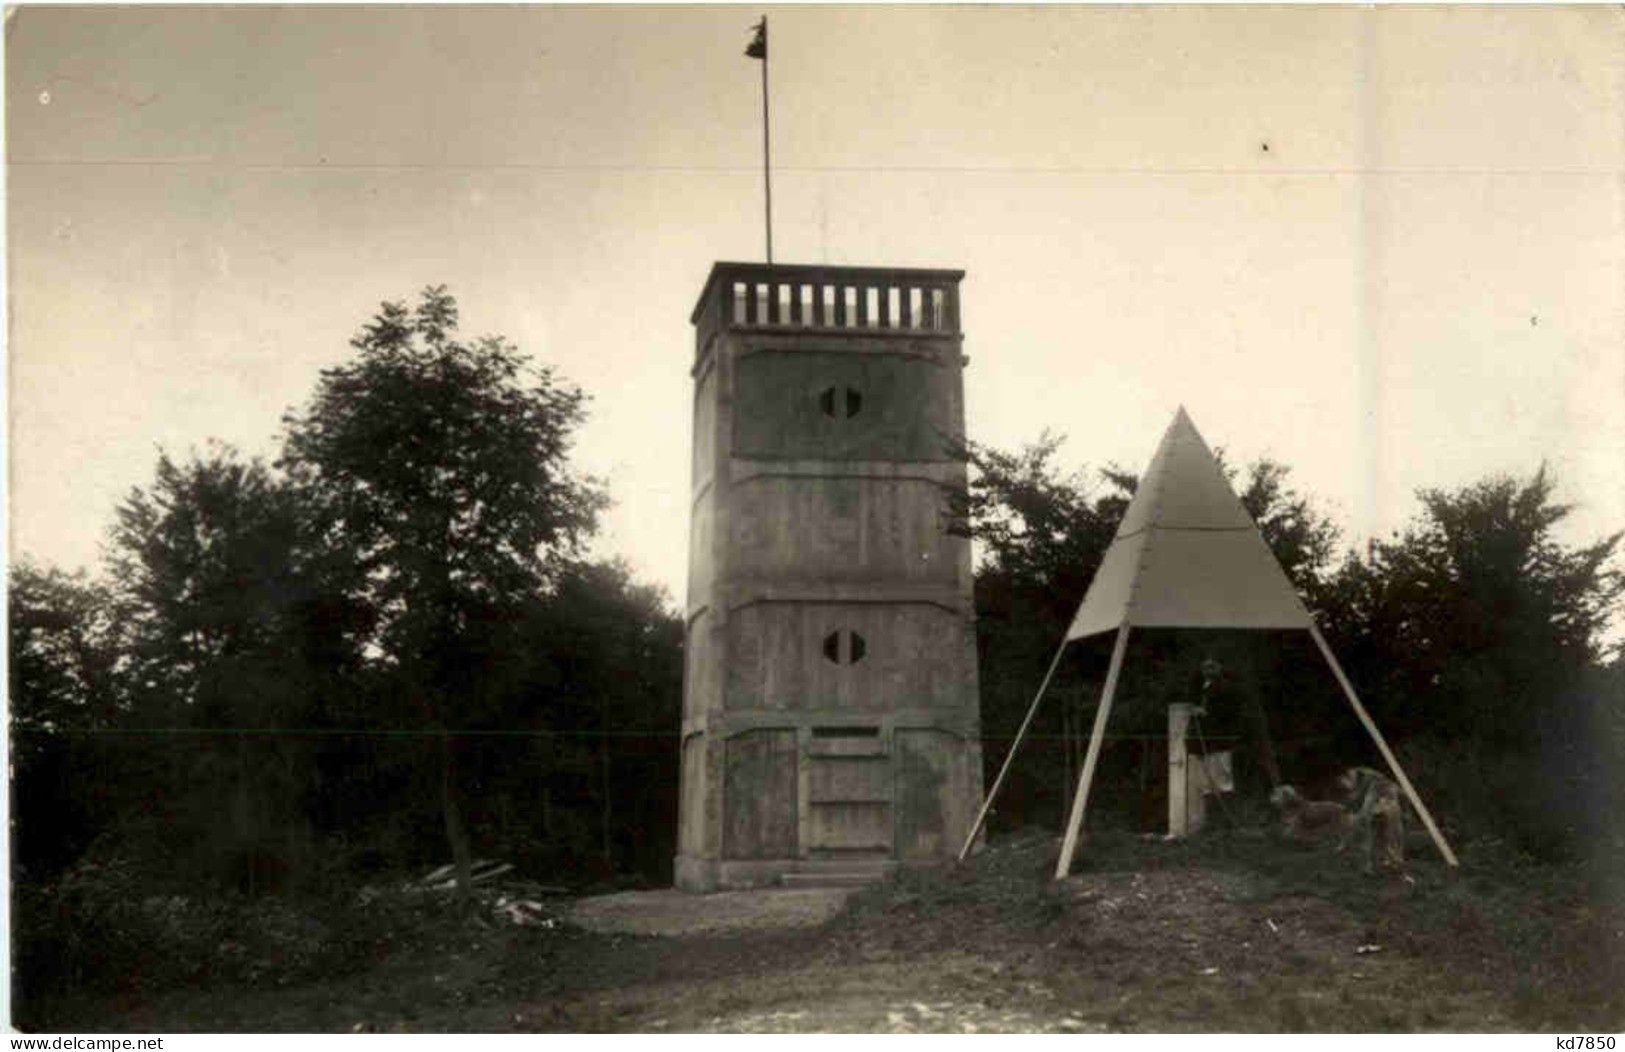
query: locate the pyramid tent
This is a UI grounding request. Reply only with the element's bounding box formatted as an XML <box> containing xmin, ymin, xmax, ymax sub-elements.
<box><xmin>960</xmin><ymin>408</ymin><xmax>1458</xmax><ymax>877</ymax></box>
<box><xmin>1067</xmin><ymin>408</ymin><xmax>1314</xmax><ymax>640</ymax></box>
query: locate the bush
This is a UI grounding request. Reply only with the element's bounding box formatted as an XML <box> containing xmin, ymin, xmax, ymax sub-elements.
<box><xmin>9</xmin><ymin>851</ymin><xmax>464</xmax><ymax>1029</ymax></box>
<box><xmin>1398</xmin><ymin>723</ymin><xmax>1622</xmax><ymax>864</ymax></box>
<box><xmin>12</xmin><ymin>857</ymin><xmax>220</xmax><ymax>1015</ymax></box>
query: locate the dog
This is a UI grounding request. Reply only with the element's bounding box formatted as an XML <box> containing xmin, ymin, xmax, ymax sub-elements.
<box><xmin>1336</xmin><ymin>766</ymin><xmax>1406</xmax><ymax>875</ymax></box>
<box><xmin>1269</xmin><ymin>784</ymin><xmax>1354</xmax><ymax>847</ymax></box>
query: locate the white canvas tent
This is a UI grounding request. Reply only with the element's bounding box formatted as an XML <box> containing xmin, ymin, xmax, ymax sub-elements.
<box><xmin>960</xmin><ymin>408</ymin><xmax>1459</xmax><ymax>877</ymax></box>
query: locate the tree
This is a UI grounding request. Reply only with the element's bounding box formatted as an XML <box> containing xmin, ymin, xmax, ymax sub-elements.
<box><xmin>528</xmin><ymin>560</ymin><xmax>683</xmax><ymax>876</ymax></box>
<box><xmin>944</xmin><ymin>435</ymin><xmax>1129</xmax><ymax>828</ymax></box>
<box><xmin>279</xmin><ymin>286</ymin><xmax>607</xmax><ymax>899</ymax></box>
<box><xmin>1315</xmin><ymin>467</ymin><xmax>1622</xmax><ymax>856</ymax></box>
<box><xmin>105</xmin><ymin>444</ymin><xmax>349</xmax><ymax>892</ymax></box>
<box><xmin>946</xmin><ymin>432</ymin><xmax>1128</xmax><ymax>622</ymax></box>
<box><xmin>110</xmin><ymin>445</ymin><xmax>310</xmax><ymax>710</ymax></box>
<box><xmin>8</xmin><ymin>562</ymin><xmax>126</xmax><ymax>878</ymax></box>
<box><xmin>9</xmin><ymin>562</ymin><xmax>123</xmax><ymax>736</ymax></box>
<box><xmin>1325</xmin><ymin>466</ymin><xmax>1621</xmax><ymax>741</ymax></box>
<box><xmin>440</xmin><ymin>558</ymin><xmax>685</xmax><ymax>883</ymax></box>
<box><xmin>1323</xmin><ymin>466</ymin><xmax>1621</xmax><ymax>741</ymax></box>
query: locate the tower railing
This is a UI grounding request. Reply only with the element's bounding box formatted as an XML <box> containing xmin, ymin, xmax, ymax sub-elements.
<box><xmin>692</xmin><ymin>263</ymin><xmax>963</xmax><ymax>338</ymax></box>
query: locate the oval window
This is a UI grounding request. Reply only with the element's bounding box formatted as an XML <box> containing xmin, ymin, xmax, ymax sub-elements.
<box><xmin>818</xmin><ymin>386</ymin><xmax>862</xmax><ymax>419</ymax></box>
<box><xmin>821</xmin><ymin>630</ymin><xmax>868</xmax><ymax>665</ymax></box>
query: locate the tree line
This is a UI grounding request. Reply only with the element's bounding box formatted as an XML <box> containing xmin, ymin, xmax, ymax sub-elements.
<box><xmin>12</xmin><ymin>287</ymin><xmax>1623</xmax><ymax>912</ymax></box>
<box><xmin>11</xmin><ymin>288</ymin><xmax>683</xmax><ymax>903</ymax></box>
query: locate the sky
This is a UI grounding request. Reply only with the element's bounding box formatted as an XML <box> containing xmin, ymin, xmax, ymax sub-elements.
<box><xmin>8</xmin><ymin>5</ymin><xmax>1624</xmax><ymax>617</ymax></box>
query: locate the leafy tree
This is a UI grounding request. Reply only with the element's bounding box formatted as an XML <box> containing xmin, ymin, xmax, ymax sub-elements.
<box><xmin>279</xmin><ymin>286</ymin><xmax>607</xmax><ymax>898</ymax></box>
<box><xmin>8</xmin><ymin>562</ymin><xmax>125</xmax><ymax>878</ymax></box>
<box><xmin>104</xmin><ymin>445</ymin><xmax>350</xmax><ymax>891</ymax></box>
<box><xmin>1324</xmin><ymin>466</ymin><xmax>1621</xmax><ymax>744</ymax></box>
<box><xmin>9</xmin><ymin>562</ymin><xmax>124</xmax><ymax>735</ymax></box>
<box><xmin>1309</xmin><ymin>467</ymin><xmax>1622</xmax><ymax>857</ymax></box>
<box><xmin>434</xmin><ymin>558</ymin><xmax>685</xmax><ymax>883</ymax></box>
<box><xmin>944</xmin><ymin>435</ymin><xmax>1128</xmax><ymax>828</ymax></box>
<box><xmin>527</xmin><ymin>560</ymin><xmax>683</xmax><ymax>876</ymax></box>
<box><xmin>110</xmin><ymin>445</ymin><xmax>310</xmax><ymax>710</ymax></box>
<box><xmin>947</xmin><ymin>432</ymin><xmax>1128</xmax><ymax>620</ymax></box>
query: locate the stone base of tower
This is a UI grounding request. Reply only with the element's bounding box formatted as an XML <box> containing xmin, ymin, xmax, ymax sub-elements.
<box><xmin>673</xmin><ymin>724</ymin><xmax>984</xmax><ymax>893</ymax></box>
<box><xmin>673</xmin><ymin>856</ymin><xmax>784</xmax><ymax>894</ymax></box>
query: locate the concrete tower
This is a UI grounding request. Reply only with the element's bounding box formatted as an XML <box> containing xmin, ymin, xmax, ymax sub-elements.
<box><xmin>676</xmin><ymin>262</ymin><xmax>983</xmax><ymax>892</ymax></box>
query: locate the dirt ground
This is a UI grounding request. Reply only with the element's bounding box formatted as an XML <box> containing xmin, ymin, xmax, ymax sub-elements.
<box><xmin>539</xmin><ymin>857</ymin><xmax>1546</xmax><ymax>1033</ymax></box>
<box><xmin>48</xmin><ymin>830</ymin><xmax>1625</xmax><ymax>1034</ymax></box>
<box><xmin>568</xmin><ymin>886</ymin><xmax>854</xmax><ymax>936</ymax></box>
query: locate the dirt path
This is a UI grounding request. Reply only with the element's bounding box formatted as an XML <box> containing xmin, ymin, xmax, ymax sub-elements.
<box><xmin>527</xmin><ymin>862</ymin><xmax>1529</xmax><ymax>1033</ymax></box>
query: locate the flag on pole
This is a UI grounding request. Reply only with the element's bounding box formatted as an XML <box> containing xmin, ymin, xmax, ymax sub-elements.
<box><xmin>746</xmin><ymin>15</ymin><xmax>772</xmax><ymax>262</ymax></box>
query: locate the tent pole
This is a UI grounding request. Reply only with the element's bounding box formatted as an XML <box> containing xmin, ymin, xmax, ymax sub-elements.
<box><xmin>1309</xmin><ymin>623</ymin><xmax>1459</xmax><ymax>867</ymax></box>
<box><xmin>957</xmin><ymin>635</ymin><xmax>1070</xmax><ymax>861</ymax></box>
<box><xmin>1060</xmin><ymin>693</ymin><xmax>1072</xmax><ymax>825</ymax></box>
<box><xmin>1054</xmin><ymin>624</ymin><xmax>1132</xmax><ymax>879</ymax></box>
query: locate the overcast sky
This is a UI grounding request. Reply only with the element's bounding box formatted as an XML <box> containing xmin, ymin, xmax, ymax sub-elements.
<box><xmin>9</xmin><ymin>5</ymin><xmax>1624</xmax><ymax>613</ymax></box>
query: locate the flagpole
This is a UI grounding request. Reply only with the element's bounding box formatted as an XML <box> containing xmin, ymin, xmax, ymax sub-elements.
<box><xmin>758</xmin><ymin>16</ymin><xmax>773</xmax><ymax>263</ymax></box>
